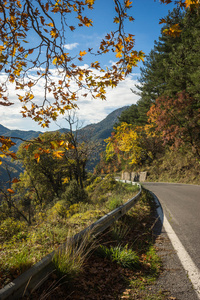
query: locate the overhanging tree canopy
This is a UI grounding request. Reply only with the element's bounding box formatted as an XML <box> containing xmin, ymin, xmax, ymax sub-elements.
<box><xmin>0</xmin><ymin>0</ymin><xmax>145</xmax><ymax>127</ymax></box>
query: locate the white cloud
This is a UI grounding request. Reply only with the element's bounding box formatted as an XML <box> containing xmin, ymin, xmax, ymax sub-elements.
<box><xmin>64</xmin><ymin>43</ymin><xmax>79</xmax><ymax>50</ymax></box>
<box><xmin>74</xmin><ymin>74</ymin><xmax>140</xmax><ymax>126</ymax></box>
<box><xmin>0</xmin><ymin>68</ymin><xmax>140</xmax><ymax>131</ymax></box>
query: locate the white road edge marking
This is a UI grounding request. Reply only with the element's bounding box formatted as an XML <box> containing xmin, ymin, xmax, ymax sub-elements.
<box><xmin>154</xmin><ymin>194</ymin><xmax>200</xmax><ymax>299</ymax></box>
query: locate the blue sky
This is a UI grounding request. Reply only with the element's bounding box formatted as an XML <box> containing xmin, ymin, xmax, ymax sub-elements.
<box><xmin>0</xmin><ymin>0</ymin><xmax>176</xmax><ymax>131</ymax></box>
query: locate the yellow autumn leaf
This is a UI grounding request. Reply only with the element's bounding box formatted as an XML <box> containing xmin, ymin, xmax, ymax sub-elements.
<box><xmin>50</xmin><ymin>29</ymin><xmax>58</xmax><ymax>38</ymax></box>
<box><xmin>53</xmin><ymin>150</ymin><xmax>64</xmax><ymax>158</ymax></box>
<box><xmin>0</xmin><ymin>45</ymin><xmax>5</xmax><ymax>52</ymax></box>
<box><xmin>163</xmin><ymin>24</ymin><xmax>182</xmax><ymax>37</ymax></box>
<box><xmin>100</xmin><ymin>87</ymin><xmax>106</xmax><ymax>93</ymax></box>
<box><xmin>185</xmin><ymin>0</ymin><xmax>199</xmax><ymax>8</ymax></box>
<box><xmin>9</xmin><ymin>74</ymin><xmax>15</xmax><ymax>83</ymax></box>
<box><xmin>14</xmin><ymin>69</ymin><xmax>21</xmax><ymax>76</ymax></box>
<box><xmin>17</xmin><ymin>0</ymin><xmax>22</xmax><ymax>8</ymax></box>
<box><xmin>58</xmin><ymin>140</ymin><xmax>65</xmax><ymax>146</ymax></box>
<box><xmin>34</xmin><ymin>153</ymin><xmax>40</xmax><ymax>163</ymax></box>
<box><xmin>79</xmin><ymin>50</ymin><xmax>87</xmax><ymax>57</ymax></box>
<box><xmin>84</xmin><ymin>19</ymin><xmax>93</xmax><ymax>27</ymax></box>
<box><xmin>116</xmin><ymin>52</ymin><xmax>123</xmax><ymax>58</ymax></box>
<box><xmin>85</xmin><ymin>0</ymin><xmax>95</xmax><ymax>5</ymax></box>
<box><xmin>52</xmin><ymin>57</ymin><xmax>57</xmax><ymax>65</ymax></box>
<box><xmin>62</xmin><ymin>177</ymin><xmax>69</xmax><ymax>184</ymax></box>
<box><xmin>29</xmin><ymin>94</ymin><xmax>34</xmax><ymax>100</ymax></box>
<box><xmin>125</xmin><ymin>0</ymin><xmax>132</xmax><ymax>8</ymax></box>
<box><xmin>114</xmin><ymin>17</ymin><xmax>120</xmax><ymax>24</ymax></box>
<box><xmin>138</xmin><ymin>51</ymin><xmax>145</xmax><ymax>62</ymax></box>
<box><xmin>11</xmin><ymin>47</ymin><xmax>17</xmax><ymax>57</ymax></box>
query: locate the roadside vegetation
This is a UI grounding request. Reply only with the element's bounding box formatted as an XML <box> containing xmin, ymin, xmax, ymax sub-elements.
<box><xmin>0</xmin><ymin>175</ymin><xmax>139</xmax><ymax>289</ymax></box>
<box><xmin>24</xmin><ymin>188</ymin><xmax>166</xmax><ymax>300</ymax></box>
<box><xmin>140</xmin><ymin>149</ymin><xmax>200</xmax><ymax>184</ymax></box>
<box><xmin>0</xmin><ymin>128</ymin><xmax>167</xmax><ymax>299</ymax></box>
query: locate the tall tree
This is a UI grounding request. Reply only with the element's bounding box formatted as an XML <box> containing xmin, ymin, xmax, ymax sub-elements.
<box><xmin>134</xmin><ymin>8</ymin><xmax>184</xmax><ymax>113</ymax></box>
<box><xmin>105</xmin><ymin>122</ymin><xmax>163</xmax><ymax>169</ymax></box>
<box><xmin>163</xmin><ymin>8</ymin><xmax>200</xmax><ymax>101</ymax></box>
<box><xmin>147</xmin><ymin>7</ymin><xmax>200</xmax><ymax>157</ymax></box>
<box><xmin>15</xmin><ymin>131</ymin><xmax>70</xmax><ymax>205</ymax></box>
<box><xmin>115</xmin><ymin>104</ymin><xmax>139</xmax><ymax>126</ymax></box>
<box><xmin>63</xmin><ymin>113</ymin><xmax>93</xmax><ymax>188</ymax></box>
<box><xmin>115</xmin><ymin>8</ymin><xmax>185</xmax><ymax>127</ymax></box>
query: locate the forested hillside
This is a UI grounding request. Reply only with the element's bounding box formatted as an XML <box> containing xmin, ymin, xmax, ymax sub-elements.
<box><xmin>0</xmin><ymin>106</ymin><xmax>127</xmax><ymax>187</ymax></box>
<box><xmin>96</xmin><ymin>7</ymin><xmax>200</xmax><ymax>184</ymax></box>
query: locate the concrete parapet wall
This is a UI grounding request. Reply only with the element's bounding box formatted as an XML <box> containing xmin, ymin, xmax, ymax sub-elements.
<box><xmin>122</xmin><ymin>171</ymin><xmax>131</xmax><ymax>181</ymax></box>
<box><xmin>122</xmin><ymin>171</ymin><xmax>147</xmax><ymax>182</ymax></box>
<box><xmin>139</xmin><ymin>172</ymin><xmax>147</xmax><ymax>182</ymax></box>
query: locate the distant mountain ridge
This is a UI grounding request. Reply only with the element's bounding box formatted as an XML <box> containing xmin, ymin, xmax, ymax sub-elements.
<box><xmin>0</xmin><ymin>106</ymin><xmax>128</xmax><ymax>145</ymax></box>
<box><xmin>0</xmin><ymin>106</ymin><xmax>129</xmax><ymax>185</ymax></box>
<box><xmin>0</xmin><ymin>124</ymin><xmax>43</xmax><ymax>153</ymax></box>
<box><xmin>78</xmin><ymin>106</ymin><xmax>129</xmax><ymax>141</ymax></box>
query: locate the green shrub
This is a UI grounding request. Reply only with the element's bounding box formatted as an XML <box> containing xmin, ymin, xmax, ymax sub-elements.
<box><xmin>53</xmin><ymin>231</ymin><xmax>95</xmax><ymax>279</ymax></box>
<box><xmin>69</xmin><ymin>209</ymin><xmax>103</xmax><ymax>226</ymax></box>
<box><xmin>107</xmin><ymin>195</ymin><xmax>123</xmax><ymax>211</ymax></box>
<box><xmin>88</xmin><ymin>175</ymin><xmax>117</xmax><ymax>203</ymax></box>
<box><xmin>0</xmin><ymin>202</ymin><xmax>10</xmax><ymax>222</ymax></box>
<box><xmin>97</xmin><ymin>244</ymin><xmax>140</xmax><ymax>269</ymax></box>
<box><xmin>115</xmin><ymin>181</ymin><xmax>139</xmax><ymax>195</ymax></box>
<box><xmin>145</xmin><ymin>246</ymin><xmax>161</xmax><ymax>276</ymax></box>
<box><xmin>111</xmin><ymin>221</ymin><xmax>130</xmax><ymax>242</ymax></box>
<box><xmin>85</xmin><ymin>176</ymin><xmax>102</xmax><ymax>193</ymax></box>
<box><xmin>88</xmin><ymin>176</ymin><xmax>140</xmax><ymax>204</ymax></box>
<box><xmin>62</xmin><ymin>180</ymin><xmax>89</xmax><ymax>205</ymax></box>
<box><xmin>84</xmin><ymin>173</ymin><xmax>99</xmax><ymax>188</ymax></box>
<box><xmin>48</xmin><ymin>201</ymin><xmax>69</xmax><ymax>220</ymax></box>
<box><xmin>8</xmin><ymin>246</ymin><xmax>33</xmax><ymax>273</ymax></box>
<box><xmin>124</xmin><ymin>183</ymin><xmax>139</xmax><ymax>193</ymax></box>
<box><xmin>0</xmin><ymin>218</ymin><xmax>27</xmax><ymax>241</ymax></box>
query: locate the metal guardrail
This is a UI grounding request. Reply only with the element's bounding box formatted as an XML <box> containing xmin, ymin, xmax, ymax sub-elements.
<box><xmin>0</xmin><ymin>181</ymin><xmax>141</xmax><ymax>300</ymax></box>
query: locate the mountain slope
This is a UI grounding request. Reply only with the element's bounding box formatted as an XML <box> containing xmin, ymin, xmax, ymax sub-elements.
<box><xmin>0</xmin><ymin>125</ymin><xmax>43</xmax><ymax>152</ymax></box>
<box><xmin>79</xmin><ymin>106</ymin><xmax>128</xmax><ymax>142</ymax></box>
<box><xmin>0</xmin><ymin>106</ymin><xmax>129</xmax><ymax>184</ymax></box>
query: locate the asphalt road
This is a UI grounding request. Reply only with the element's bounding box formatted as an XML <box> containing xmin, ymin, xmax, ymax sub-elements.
<box><xmin>143</xmin><ymin>182</ymin><xmax>200</xmax><ymax>270</ymax></box>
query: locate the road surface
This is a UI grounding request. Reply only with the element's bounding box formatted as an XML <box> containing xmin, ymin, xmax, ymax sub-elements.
<box><xmin>143</xmin><ymin>182</ymin><xmax>200</xmax><ymax>298</ymax></box>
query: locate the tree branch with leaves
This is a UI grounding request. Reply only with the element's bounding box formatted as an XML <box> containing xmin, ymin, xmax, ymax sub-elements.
<box><xmin>0</xmin><ymin>0</ymin><xmax>144</xmax><ymax>128</ymax></box>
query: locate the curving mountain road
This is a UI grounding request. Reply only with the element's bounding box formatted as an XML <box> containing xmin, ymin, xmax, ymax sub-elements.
<box><xmin>143</xmin><ymin>182</ymin><xmax>200</xmax><ymax>298</ymax></box>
